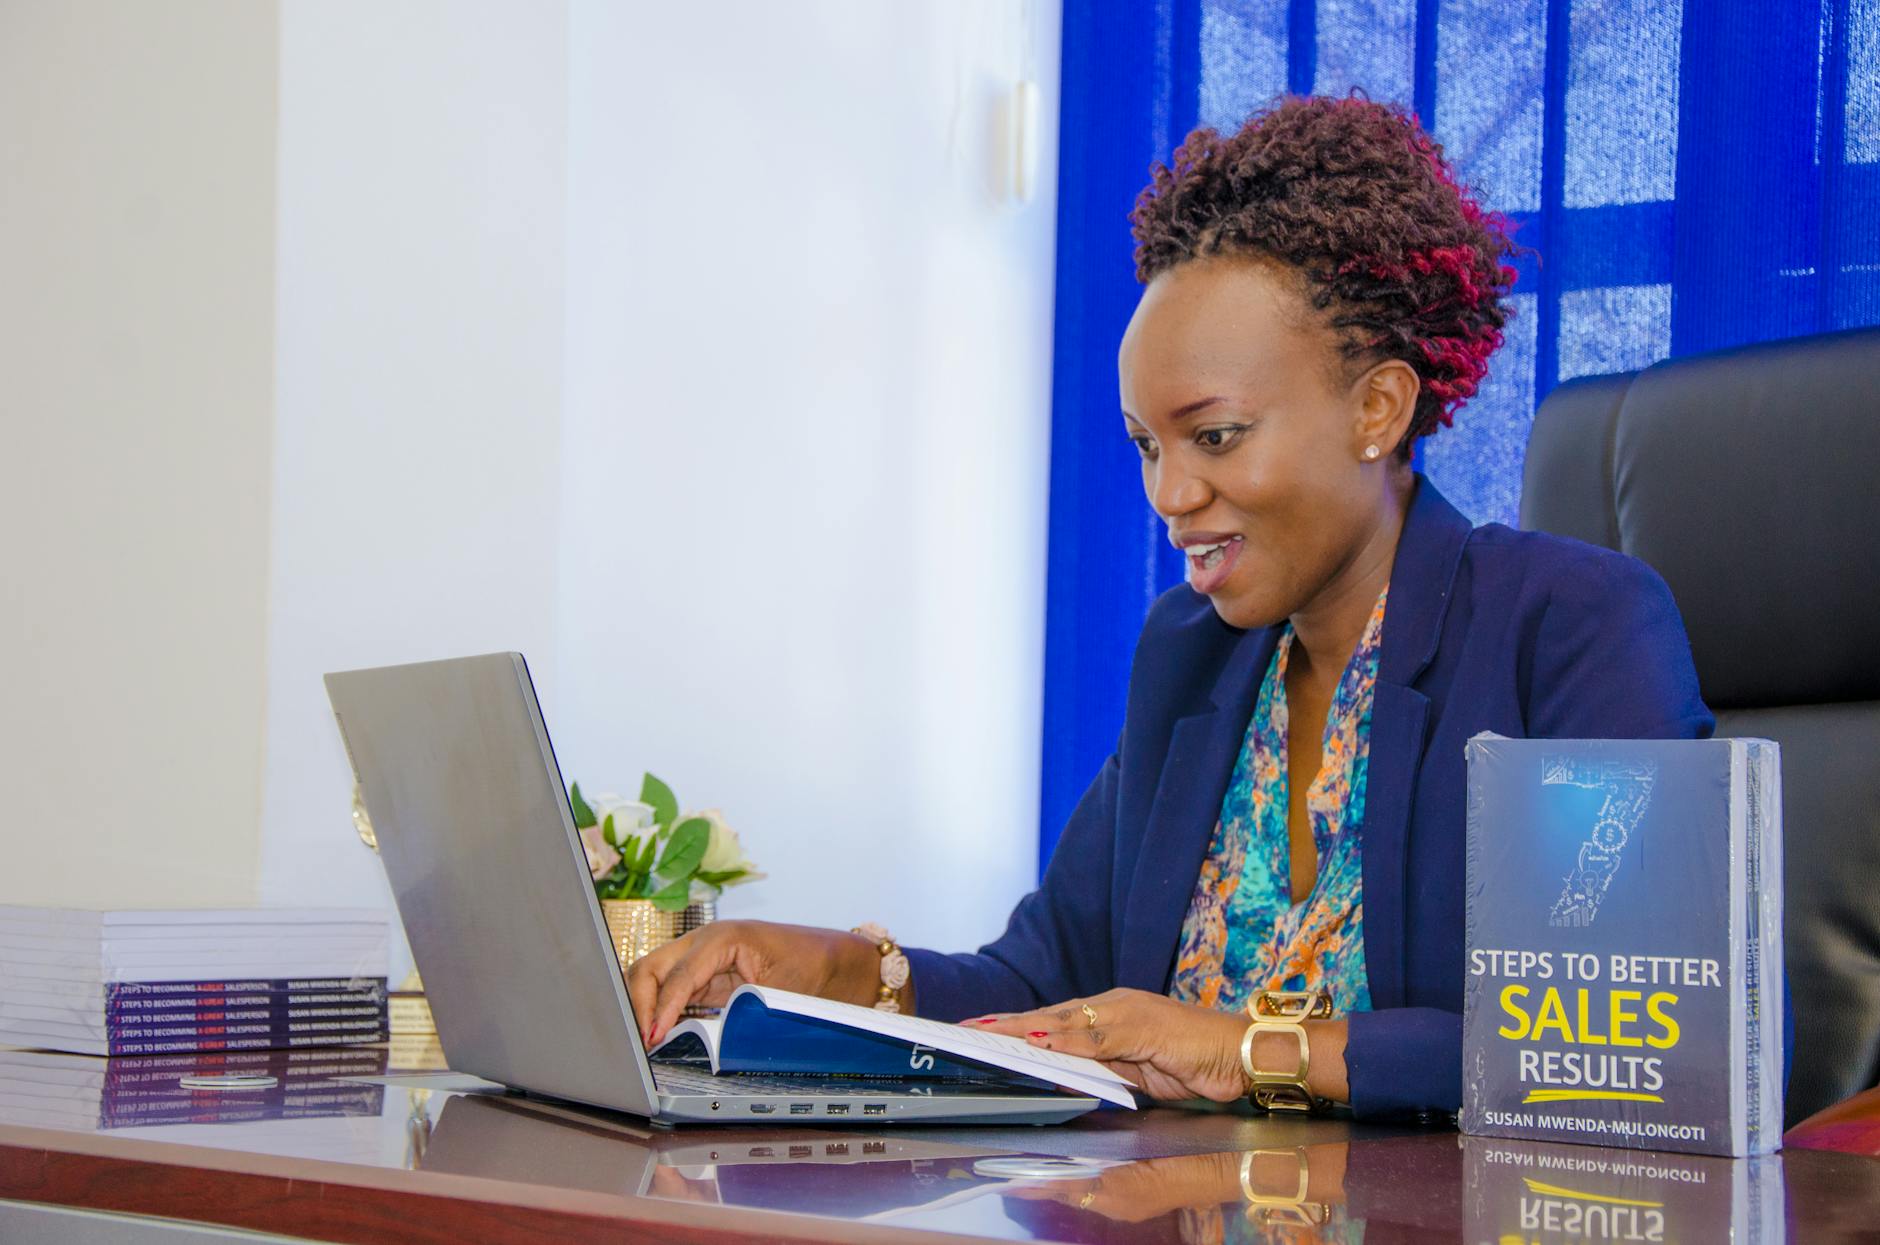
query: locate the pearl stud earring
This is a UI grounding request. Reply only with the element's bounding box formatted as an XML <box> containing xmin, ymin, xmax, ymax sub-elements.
<box><xmin>1363</xmin><ymin>444</ymin><xmax>1381</xmax><ymax>461</ymax></box>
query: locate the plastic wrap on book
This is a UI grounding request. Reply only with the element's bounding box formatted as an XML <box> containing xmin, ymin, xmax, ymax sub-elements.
<box><xmin>1460</xmin><ymin>735</ymin><xmax>1783</xmax><ymax>1158</ymax></box>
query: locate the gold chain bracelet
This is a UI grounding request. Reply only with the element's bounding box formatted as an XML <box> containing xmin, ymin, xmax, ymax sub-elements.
<box><xmin>1241</xmin><ymin>989</ymin><xmax>1334</xmax><ymax>1113</ymax></box>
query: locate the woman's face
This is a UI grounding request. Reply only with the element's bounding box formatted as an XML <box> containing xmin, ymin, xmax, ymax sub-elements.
<box><xmin>1117</xmin><ymin>255</ymin><xmax>1409</xmax><ymax>631</ymax></box>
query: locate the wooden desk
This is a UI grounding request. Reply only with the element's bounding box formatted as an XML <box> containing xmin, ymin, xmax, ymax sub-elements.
<box><xmin>1</xmin><ymin>1047</ymin><xmax>1876</xmax><ymax>1243</ymax></box>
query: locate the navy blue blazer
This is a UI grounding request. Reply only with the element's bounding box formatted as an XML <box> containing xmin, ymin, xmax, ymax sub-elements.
<box><xmin>905</xmin><ymin>476</ymin><xmax>1714</xmax><ymax>1117</ymax></box>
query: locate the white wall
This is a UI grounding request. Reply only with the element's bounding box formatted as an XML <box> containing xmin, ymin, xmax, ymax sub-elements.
<box><xmin>0</xmin><ymin>0</ymin><xmax>277</xmax><ymax>907</ymax></box>
<box><xmin>256</xmin><ymin>0</ymin><xmax>571</xmax><ymax>963</ymax></box>
<box><xmin>553</xmin><ymin>0</ymin><xmax>1061</xmax><ymax>951</ymax></box>
<box><xmin>6</xmin><ymin>1</ymin><xmax>1061</xmax><ymax>971</ymax></box>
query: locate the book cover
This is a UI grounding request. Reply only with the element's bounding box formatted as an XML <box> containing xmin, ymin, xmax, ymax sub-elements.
<box><xmin>104</xmin><ymin>987</ymin><xmax>388</xmax><ymax>1014</ymax></box>
<box><xmin>98</xmin><ymin>1028</ymin><xmax>388</xmax><ymax>1057</ymax></box>
<box><xmin>104</xmin><ymin>978</ymin><xmax>384</xmax><ymax>996</ymax></box>
<box><xmin>1461</xmin><ymin>735</ymin><xmax>1783</xmax><ymax>1157</ymax></box>
<box><xmin>5</xmin><ymin>998</ymin><xmax>388</xmax><ymax>1026</ymax></box>
<box><xmin>651</xmin><ymin>985</ymin><xmax>1135</xmax><ymax>1106</ymax></box>
<box><xmin>74</xmin><ymin>1009</ymin><xmax>385</xmax><ymax>1040</ymax></box>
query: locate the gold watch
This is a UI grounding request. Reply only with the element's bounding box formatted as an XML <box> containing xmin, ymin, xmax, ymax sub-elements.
<box><xmin>1240</xmin><ymin>989</ymin><xmax>1334</xmax><ymax>1113</ymax></box>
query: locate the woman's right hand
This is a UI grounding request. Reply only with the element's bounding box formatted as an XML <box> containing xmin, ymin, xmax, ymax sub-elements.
<box><xmin>623</xmin><ymin>919</ymin><xmax>881</xmax><ymax>1047</ymax></box>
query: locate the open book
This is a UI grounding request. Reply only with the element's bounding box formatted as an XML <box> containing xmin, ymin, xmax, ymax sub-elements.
<box><xmin>648</xmin><ymin>985</ymin><xmax>1136</xmax><ymax>1109</ymax></box>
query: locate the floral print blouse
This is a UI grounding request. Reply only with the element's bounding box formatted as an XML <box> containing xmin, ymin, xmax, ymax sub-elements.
<box><xmin>1169</xmin><ymin>586</ymin><xmax>1389</xmax><ymax>1017</ymax></box>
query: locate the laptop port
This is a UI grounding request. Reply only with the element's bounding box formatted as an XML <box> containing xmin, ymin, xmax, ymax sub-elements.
<box><xmin>789</xmin><ymin>1103</ymin><xmax>813</xmax><ymax>1115</ymax></box>
<box><xmin>789</xmin><ymin>1145</ymin><xmax>813</xmax><ymax>1158</ymax></box>
<box><xmin>749</xmin><ymin>1104</ymin><xmax>774</xmax><ymax>1114</ymax></box>
<box><xmin>825</xmin><ymin>1143</ymin><xmax>849</xmax><ymax>1156</ymax></box>
<box><xmin>863</xmin><ymin>1104</ymin><xmax>887</xmax><ymax>1115</ymax></box>
<box><xmin>863</xmin><ymin>1142</ymin><xmax>886</xmax><ymax>1154</ymax></box>
<box><xmin>826</xmin><ymin>1104</ymin><xmax>850</xmax><ymax>1115</ymax></box>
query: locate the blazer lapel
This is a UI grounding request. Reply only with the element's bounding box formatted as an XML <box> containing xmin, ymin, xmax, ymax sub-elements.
<box><xmin>1116</xmin><ymin>624</ymin><xmax>1278</xmax><ymax>993</ymax></box>
<box><xmin>1361</xmin><ymin>476</ymin><xmax>1472</xmax><ymax>1009</ymax></box>
<box><xmin>1359</xmin><ymin>681</ymin><xmax>1430</xmax><ymax>1008</ymax></box>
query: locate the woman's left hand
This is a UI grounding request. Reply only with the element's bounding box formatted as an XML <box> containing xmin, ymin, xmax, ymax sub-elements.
<box><xmin>970</xmin><ymin>989</ymin><xmax>1249</xmax><ymax>1103</ymax></box>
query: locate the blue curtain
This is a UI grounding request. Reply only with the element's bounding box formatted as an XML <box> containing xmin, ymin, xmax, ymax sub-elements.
<box><xmin>1039</xmin><ymin>0</ymin><xmax>1880</xmax><ymax>871</ymax></box>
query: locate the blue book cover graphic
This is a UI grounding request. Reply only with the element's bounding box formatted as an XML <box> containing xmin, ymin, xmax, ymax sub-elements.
<box><xmin>1461</xmin><ymin>735</ymin><xmax>1783</xmax><ymax>1157</ymax></box>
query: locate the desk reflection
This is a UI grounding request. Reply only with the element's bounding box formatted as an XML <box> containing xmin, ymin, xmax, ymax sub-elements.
<box><xmin>1461</xmin><ymin>1137</ymin><xmax>1786</xmax><ymax>1245</ymax></box>
<box><xmin>0</xmin><ymin>1045</ymin><xmax>391</xmax><ymax>1166</ymax></box>
<box><xmin>1000</xmin><ymin>1145</ymin><xmax>1366</xmax><ymax>1243</ymax></box>
<box><xmin>4</xmin><ymin>1057</ymin><xmax>1878</xmax><ymax>1243</ymax></box>
<box><xmin>417</xmin><ymin>1092</ymin><xmax>1838</xmax><ymax>1243</ymax></box>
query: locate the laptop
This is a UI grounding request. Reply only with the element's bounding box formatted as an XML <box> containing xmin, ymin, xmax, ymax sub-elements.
<box><xmin>324</xmin><ymin>652</ymin><xmax>1098</xmax><ymax>1125</ymax></box>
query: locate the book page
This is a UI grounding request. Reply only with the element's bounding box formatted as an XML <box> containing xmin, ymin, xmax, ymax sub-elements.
<box><xmin>649</xmin><ymin>1015</ymin><xmax>724</xmax><ymax>1069</ymax></box>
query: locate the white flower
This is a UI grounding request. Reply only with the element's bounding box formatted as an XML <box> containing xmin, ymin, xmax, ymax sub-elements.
<box><xmin>589</xmin><ymin>793</ymin><xmax>656</xmax><ymax>836</ymax></box>
<box><xmin>692</xmin><ymin>808</ymin><xmax>763</xmax><ymax>885</ymax></box>
<box><xmin>577</xmin><ymin>824</ymin><xmax>621</xmax><ymax>879</ymax></box>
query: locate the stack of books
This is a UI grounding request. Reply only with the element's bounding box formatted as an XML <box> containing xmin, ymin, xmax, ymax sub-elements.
<box><xmin>0</xmin><ymin>907</ymin><xmax>391</xmax><ymax>1056</ymax></box>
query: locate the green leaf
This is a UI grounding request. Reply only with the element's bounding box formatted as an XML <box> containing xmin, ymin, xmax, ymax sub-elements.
<box><xmin>649</xmin><ymin>875</ymin><xmax>691</xmax><ymax>911</ymax></box>
<box><xmin>595</xmin><ymin>861</ymin><xmax>629</xmax><ymax>899</ymax></box>
<box><xmin>618</xmin><ymin>833</ymin><xmax>641</xmax><ymax>867</ymax></box>
<box><xmin>695</xmin><ymin>869</ymin><xmax>745</xmax><ymax>886</ymax></box>
<box><xmin>640</xmin><ymin>773</ymin><xmax>680</xmax><ymax>828</ymax></box>
<box><xmin>657</xmin><ymin>817</ymin><xmax>710</xmax><ymax>878</ymax></box>
<box><xmin>622</xmin><ymin>836</ymin><xmax>659</xmax><ymax>898</ymax></box>
<box><xmin>569</xmin><ymin>782</ymin><xmax>597</xmax><ymax>829</ymax></box>
<box><xmin>601</xmin><ymin>813</ymin><xmax>618</xmax><ymax>847</ymax></box>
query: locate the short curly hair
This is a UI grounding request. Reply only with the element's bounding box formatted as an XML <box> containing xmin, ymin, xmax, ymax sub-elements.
<box><xmin>1130</xmin><ymin>95</ymin><xmax>1520</xmax><ymax>451</ymax></box>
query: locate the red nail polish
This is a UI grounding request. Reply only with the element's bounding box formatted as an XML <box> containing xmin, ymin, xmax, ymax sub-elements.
<box><xmin>1028</xmin><ymin>1031</ymin><xmax>1049</xmax><ymax>1038</ymax></box>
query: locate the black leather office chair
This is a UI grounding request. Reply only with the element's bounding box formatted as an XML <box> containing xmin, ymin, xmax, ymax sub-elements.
<box><xmin>1519</xmin><ymin>325</ymin><xmax>1880</xmax><ymax>1126</ymax></box>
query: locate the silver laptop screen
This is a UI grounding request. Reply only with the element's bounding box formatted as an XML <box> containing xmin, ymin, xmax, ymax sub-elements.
<box><xmin>325</xmin><ymin>652</ymin><xmax>659</xmax><ymax>1114</ymax></box>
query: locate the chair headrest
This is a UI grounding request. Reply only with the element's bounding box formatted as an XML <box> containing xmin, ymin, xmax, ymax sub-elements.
<box><xmin>1520</xmin><ymin>326</ymin><xmax>1880</xmax><ymax>710</ymax></box>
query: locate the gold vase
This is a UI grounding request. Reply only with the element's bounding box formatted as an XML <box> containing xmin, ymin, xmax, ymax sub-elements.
<box><xmin>601</xmin><ymin>897</ymin><xmax>717</xmax><ymax>970</ymax></box>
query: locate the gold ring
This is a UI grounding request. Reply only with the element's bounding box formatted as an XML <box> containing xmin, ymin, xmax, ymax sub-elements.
<box><xmin>1078</xmin><ymin>1191</ymin><xmax>1097</xmax><ymax>1209</ymax></box>
<box><xmin>1081</xmin><ymin>1003</ymin><xmax>1099</xmax><ymax>1029</ymax></box>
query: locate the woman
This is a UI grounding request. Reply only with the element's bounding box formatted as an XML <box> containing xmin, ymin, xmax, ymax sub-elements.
<box><xmin>627</xmin><ymin>96</ymin><xmax>1710</xmax><ymax>1117</ymax></box>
